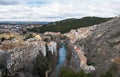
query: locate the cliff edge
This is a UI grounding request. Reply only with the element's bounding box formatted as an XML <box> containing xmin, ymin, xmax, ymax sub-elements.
<box><xmin>79</xmin><ymin>17</ymin><xmax>120</xmax><ymax>77</ymax></box>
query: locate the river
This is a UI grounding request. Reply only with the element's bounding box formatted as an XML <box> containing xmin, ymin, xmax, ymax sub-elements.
<box><xmin>55</xmin><ymin>43</ymin><xmax>67</xmax><ymax>77</ymax></box>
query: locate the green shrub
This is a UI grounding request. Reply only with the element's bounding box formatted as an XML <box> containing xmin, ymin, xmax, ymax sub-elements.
<box><xmin>101</xmin><ymin>71</ymin><xmax>113</xmax><ymax>77</ymax></box>
<box><xmin>59</xmin><ymin>68</ymin><xmax>94</xmax><ymax>77</ymax></box>
<box><xmin>1</xmin><ymin>37</ymin><xmax>6</xmax><ymax>41</ymax></box>
<box><xmin>24</xmin><ymin>34</ymin><xmax>34</xmax><ymax>40</ymax></box>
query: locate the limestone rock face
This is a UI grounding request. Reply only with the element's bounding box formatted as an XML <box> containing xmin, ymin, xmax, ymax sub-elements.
<box><xmin>80</xmin><ymin>17</ymin><xmax>120</xmax><ymax>77</ymax></box>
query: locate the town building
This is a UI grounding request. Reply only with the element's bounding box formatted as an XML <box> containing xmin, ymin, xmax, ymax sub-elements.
<box><xmin>64</xmin><ymin>25</ymin><xmax>98</xmax><ymax>43</ymax></box>
<box><xmin>74</xmin><ymin>45</ymin><xmax>95</xmax><ymax>73</ymax></box>
<box><xmin>47</xmin><ymin>41</ymin><xmax>57</xmax><ymax>56</ymax></box>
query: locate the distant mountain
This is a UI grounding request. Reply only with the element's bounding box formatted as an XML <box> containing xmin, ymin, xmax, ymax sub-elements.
<box><xmin>28</xmin><ymin>16</ymin><xmax>112</xmax><ymax>33</ymax></box>
<box><xmin>0</xmin><ymin>21</ymin><xmax>49</xmax><ymax>25</ymax></box>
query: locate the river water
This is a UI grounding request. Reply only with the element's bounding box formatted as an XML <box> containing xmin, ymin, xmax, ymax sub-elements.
<box><xmin>55</xmin><ymin>43</ymin><xmax>67</xmax><ymax>77</ymax></box>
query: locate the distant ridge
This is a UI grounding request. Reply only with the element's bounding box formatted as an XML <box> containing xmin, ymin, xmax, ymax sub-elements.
<box><xmin>28</xmin><ymin>16</ymin><xmax>112</xmax><ymax>33</ymax></box>
<box><xmin>0</xmin><ymin>21</ymin><xmax>49</xmax><ymax>25</ymax></box>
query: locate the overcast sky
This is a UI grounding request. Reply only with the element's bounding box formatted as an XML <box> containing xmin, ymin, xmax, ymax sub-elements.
<box><xmin>0</xmin><ymin>0</ymin><xmax>120</xmax><ymax>21</ymax></box>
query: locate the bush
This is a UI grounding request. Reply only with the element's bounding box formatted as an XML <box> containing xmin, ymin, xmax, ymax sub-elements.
<box><xmin>1</xmin><ymin>37</ymin><xmax>6</xmax><ymax>42</ymax></box>
<box><xmin>101</xmin><ymin>71</ymin><xmax>113</xmax><ymax>77</ymax></box>
<box><xmin>59</xmin><ymin>68</ymin><xmax>94</xmax><ymax>77</ymax></box>
<box><xmin>24</xmin><ymin>34</ymin><xmax>34</xmax><ymax>40</ymax></box>
<box><xmin>34</xmin><ymin>53</ymin><xmax>48</xmax><ymax>77</ymax></box>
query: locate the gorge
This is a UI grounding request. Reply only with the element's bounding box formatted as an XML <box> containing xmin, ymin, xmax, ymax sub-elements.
<box><xmin>0</xmin><ymin>16</ymin><xmax>120</xmax><ymax>77</ymax></box>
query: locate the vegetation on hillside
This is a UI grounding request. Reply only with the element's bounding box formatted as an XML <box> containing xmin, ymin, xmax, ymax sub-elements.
<box><xmin>33</xmin><ymin>46</ymin><xmax>57</xmax><ymax>77</ymax></box>
<box><xmin>59</xmin><ymin>68</ymin><xmax>94</xmax><ymax>77</ymax></box>
<box><xmin>28</xmin><ymin>17</ymin><xmax>112</xmax><ymax>33</ymax></box>
<box><xmin>59</xmin><ymin>68</ymin><xmax>113</xmax><ymax>77</ymax></box>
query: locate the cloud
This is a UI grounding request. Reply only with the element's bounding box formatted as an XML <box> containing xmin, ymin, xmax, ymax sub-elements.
<box><xmin>0</xmin><ymin>0</ymin><xmax>51</xmax><ymax>5</ymax></box>
<box><xmin>0</xmin><ymin>0</ymin><xmax>120</xmax><ymax>21</ymax></box>
<box><xmin>0</xmin><ymin>0</ymin><xmax>21</xmax><ymax>5</ymax></box>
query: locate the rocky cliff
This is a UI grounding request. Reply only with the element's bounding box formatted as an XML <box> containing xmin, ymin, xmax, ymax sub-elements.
<box><xmin>78</xmin><ymin>17</ymin><xmax>120</xmax><ymax>77</ymax></box>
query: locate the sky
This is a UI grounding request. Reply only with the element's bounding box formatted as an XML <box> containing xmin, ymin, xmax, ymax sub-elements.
<box><xmin>0</xmin><ymin>0</ymin><xmax>120</xmax><ymax>21</ymax></box>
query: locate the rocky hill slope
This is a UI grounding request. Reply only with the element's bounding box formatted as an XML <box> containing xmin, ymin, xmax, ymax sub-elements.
<box><xmin>78</xmin><ymin>17</ymin><xmax>120</xmax><ymax>77</ymax></box>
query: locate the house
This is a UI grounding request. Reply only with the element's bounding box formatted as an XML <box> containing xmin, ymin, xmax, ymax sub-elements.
<box><xmin>47</xmin><ymin>41</ymin><xmax>57</xmax><ymax>56</ymax></box>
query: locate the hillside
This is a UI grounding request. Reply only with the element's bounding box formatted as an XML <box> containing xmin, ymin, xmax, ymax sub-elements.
<box><xmin>28</xmin><ymin>17</ymin><xmax>112</xmax><ymax>33</ymax></box>
<box><xmin>77</xmin><ymin>17</ymin><xmax>120</xmax><ymax>77</ymax></box>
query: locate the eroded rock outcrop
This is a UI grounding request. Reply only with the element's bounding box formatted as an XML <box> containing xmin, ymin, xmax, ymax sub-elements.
<box><xmin>78</xmin><ymin>17</ymin><xmax>120</xmax><ymax>77</ymax></box>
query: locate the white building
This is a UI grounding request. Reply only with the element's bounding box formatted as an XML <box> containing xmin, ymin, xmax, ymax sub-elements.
<box><xmin>47</xmin><ymin>41</ymin><xmax>57</xmax><ymax>55</ymax></box>
<box><xmin>41</xmin><ymin>41</ymin><xmax>46</xmax><ymax>57</ymax></box>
